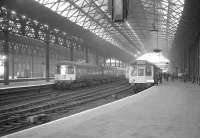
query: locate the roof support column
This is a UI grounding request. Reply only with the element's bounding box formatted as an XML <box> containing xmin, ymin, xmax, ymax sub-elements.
<box><xmin>3</xmin><ymin>30</ymin><xmax>9</xmax><ymax>85</ymax></box>
<box><xmin>11</xmin><ymin>42</ymin><xmax>14</xmax><ymax>80</ymax></box>
<box><xmin>70</xmin><ymin>43</ymin><xmax>74</xmax><ymax>61</ymax></box>
<box><xmin>103</xmin><ymin>57</ymin><xmax>106</xmax><ymax>66</ymax></box>
<box><xmin>95</xmin><ymin>52</ymin><xmax>99</xmax><ymax>66</ymax></box>
<box><xmin>198</xmin><ymin>37</ymin><xmax>200</xmax><ymax>84</ymax></box>
<box><xmin>85</xmin><ymin>47</ymin><xmax>88</xmax><ymax>63</ymax></box>
<box><xmin>196</xmin><ymin>40</ymin><xmax>199</xmax><ymax>84</ymax></box>
<box><xmin>31</xmin><ymin>48</ymin><xmax>34</xmax><ymax>78</ymax></box>
<box><xmin>45</xmin><ymin>35</ymin><xmax>50</xmax><ymax>82</ymax></box>
<box><xmin>195</xmin><ymin>43</ymin><xmax>198</xmax><ymax>83</ymax></box>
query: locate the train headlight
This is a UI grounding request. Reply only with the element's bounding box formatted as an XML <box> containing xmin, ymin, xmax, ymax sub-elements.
<box><xmin>147</xmin><ymin>80</ymin><xmax>154</xmax><ymax>83</ymax></box>
<box><xmin>131</xmin><ymin>79</ymin><xmax>135</xmax><ymax>83</ymax></box>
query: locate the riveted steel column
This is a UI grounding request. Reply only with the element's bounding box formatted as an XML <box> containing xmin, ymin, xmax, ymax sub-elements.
<box><xmin>85</xmin><ymin>47</ymin><xmax>88</xmax><ymax>63</ymax></box>
<box><xmin>192</xmin><ymin>45</ymin><xmax>195</xmax><ymax>83</ymax></box>
<box><xmin>198</xmin><ymin>37</ymin><xmax>200</xmax><ymax>84</ymax></box>
<box><xmin>45</xmin><ymin>42</ymin><xmax>50</xmax><ymax>82</ymax></box>
<box><xmin>3</xmin><ymin>30</ymin><xmax>9</xmax><ymax>85</ymax></box>
<box><xmin>96</xmin><ymin>52</ymin><xmax>99</xmax><ymax>65</ymax></box>
<box><xmin>31</xmin><ymin>49</ymin><xmax>34</xmax><ymax>78</ymax></box>
<box><xmin>45</xmin><ymin>32</ymin><xmax>50</xmax><ymax>82</ymax></box>
<box><xmin>195</xmin><ymin>43</ymin><xmax>198</xmax><ymax>83</ymax></box>
<box><xmin>70</xmin><ymin>43</ymin><xmax>74</xmax><ymax>61</ymax></box>
<box><xmin>103</xmin><ymin>57</ymin><xmax>106</xmax><ymax>66</ymax></box>
<box><xmin>199</xmin><ymin>37</ymin><xmax>200</xmax><ymax>84</ymax></box>
<box><xmin>186</xmin><ymin>47</ymin><xmax>189</xmax><ymax>81</ymax></box>
<box><xmin>11</xmin><ymin>42</ymin><xmax>14</xmax><ymax>79</ymax></box>
<box><xmin>196</xmin><ymin>43</ymin><xmax>198</xmax><ymax>83</ymax></box>
<box><xmin>188</xmin><ymin>47</ymin><xmax>191</xmax><ymax>80</ymax></box>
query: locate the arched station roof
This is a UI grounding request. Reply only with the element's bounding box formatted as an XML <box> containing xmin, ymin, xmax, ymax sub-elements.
<box><xmin>0</xmin><ymin>0</ymin><xmax>185</xmax><ymax>62</ymax></box>
<box><xmin>171</xmin><ymin>0</ymin><xmax>200</xmax><ymax>63</ymax></box>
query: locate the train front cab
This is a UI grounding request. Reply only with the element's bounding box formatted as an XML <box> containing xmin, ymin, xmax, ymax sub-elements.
<box><xmin>129</xmin><ymin>61</ymin><xmax>155</xmax><ymax>89</ymax></box>
<box><xmin>55</xmin><ymin>64</ymin><xmax>76</xmax><ymax>87</ymax></box>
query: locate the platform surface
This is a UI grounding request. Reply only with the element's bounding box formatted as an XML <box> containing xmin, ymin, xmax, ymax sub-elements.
<box><xmin>2</xmin><ymin>81</ymin><xmax>200</xmax><ymax>138</ymax></box>
<box><xmin>0</xmin><ymin>79</ymin><xmax>54</xmax><ymax>90</ymax></box>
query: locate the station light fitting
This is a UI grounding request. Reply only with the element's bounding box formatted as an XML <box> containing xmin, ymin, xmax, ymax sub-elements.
<box><xmin>62</xmin><ymin>32</ymin><xmax>67</xmax><ymax>36</ymax></box>
<box><xmin>112</xmin><ymin>0</ymin><xmax>129</xmax><ymax>22</ymax></box>
<box><xmin>11</xmin><ymin>10</ymin><xmax>16</xmax><ymax>15</ymax></box>
<box><xmin>1</xmin><ymin>7</ymin><xmax>7</xmax><ymax>11</ymax></box>
<box><xmin>153</xmin><ymin>48</ymin><xmax>161</xmax><ymax>53</ymax></box>
<box><xmin>21</xmin><ymin>15</ymin><xmax>27</xmax><ymax>19</ymax></box>
<box><xmin>33</xmin><ymin>20</ymin><xmax>39</xmax><ymax>24</ymax></box>
<box><xmin>44</xmin><ymin>24</ymin><xmax>49</xmax><ymax>28</ymax></box>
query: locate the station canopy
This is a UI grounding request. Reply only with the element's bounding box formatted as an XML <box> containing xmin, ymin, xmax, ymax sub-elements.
<box><xmin>0</xmin><ymin>0</ymin><xmax>185</xmax><ymax>62</ymax></box>
<box><xmin>34</xmin><ymin>0</ymin><xmax>184</xmax><ymax>60</ymax></box>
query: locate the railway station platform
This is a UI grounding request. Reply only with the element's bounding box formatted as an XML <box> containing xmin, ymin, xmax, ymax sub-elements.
<box><xmin>0</xmin><ymin>79</ymin><xmax>54</xmax><ymax>90</ymax></box>
<box><xmin>2</xmin><ymin>80</ymin><xmax>200</xmax><ymax>138</ymax></box>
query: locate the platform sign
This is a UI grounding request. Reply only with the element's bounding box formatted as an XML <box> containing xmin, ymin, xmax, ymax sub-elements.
<box><xmin>112</xmin><ymin>0</ymin><xmax>128</xmax><ymax>22</ymax></box>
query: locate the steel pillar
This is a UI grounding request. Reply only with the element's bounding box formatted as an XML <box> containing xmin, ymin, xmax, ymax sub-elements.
<box><xmin>45</xmin><ymin>41</ymin><xmax>50</xmax><ymax>82</ymax></box>
<box><xmin>85</xmin><ymin>47</ymin><xmax>88</xmax><ymax>63</ymax></box>
<box><xmin>11</xmin><ymin>43</ymin><xmax>14</xmax><ymax>79</ymax></box>
<box><xmin>70</xmin><ymin>44</ymin><xmax>74</xmax><ymax>61</ymax></box>
<box><xmin>31</xmin><ymin>49</ymin><xmax>34</xmax><ymax>78</ymax></box>
<box><xmin>104</xmin><ymin>57</ymin><xmax>106</xmax><ymax>66</ymax></box>
<box><xmin>3</xmin><ymin>30</ymin><xmax>9</xmax><ymax>85</ymax></box>
<box><xmin>199</xmin><ymin>37</ymin><xmax>200</xmax><ymax>83</ymax></box>
<box><xmin>96</xmin><ymin>52</ymin><xmax>99</xmax><ymax>65</ymax></box>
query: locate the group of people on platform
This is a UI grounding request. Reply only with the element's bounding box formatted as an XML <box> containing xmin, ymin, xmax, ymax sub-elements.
<box><xmin>154</xmin><ymin>72</ymin><xmax>173</xmax><ymax>85</ymax></box>
<box><xmin>154</xmin><ymin>71</ymin><xmax>200</xmax><ymax>85</ymax></box>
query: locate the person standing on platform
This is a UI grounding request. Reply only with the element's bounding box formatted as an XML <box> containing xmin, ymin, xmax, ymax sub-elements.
<box><xmin>158</xmin><ymin>73</ymin><xmax>162</xmax><ymax>84</ymax></box>
<box><xmin>166</xmin><ymin>73</ymin><xmax>169</xmax><ymax>82</ymax></box>
<box><xmin>154</xmin><ymin>72</ymin><xmax>159</xmax><ymax>85</ymax></box>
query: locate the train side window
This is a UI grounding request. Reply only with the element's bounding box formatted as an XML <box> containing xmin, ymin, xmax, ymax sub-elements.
<box><xmin>56</xmin><ymin>65</ymin><xmax>60</xmax><ymax>74</ymax></box>
<box><xmin>60</xmin><ymin>65</ymin><xmax>67</xmax><ymax>75</ymax></box>
<box><xmin>68</xmin><ymin>66</ymin><xmax>74</xmax><ymax>74</ymax></box>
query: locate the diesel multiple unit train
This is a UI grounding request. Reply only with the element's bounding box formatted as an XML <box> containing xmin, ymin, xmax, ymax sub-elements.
<box><xmin>54</xmin><ymin>60</ymin><xmax>161</xmax><ymax>89</ymax></box>
<box><xmin>54</xmin><ymin>61</ymin><xmax>126</xmax><ymax>89</ymax></box>
<box><xmin>127</xmin><ymin>60</ymin><xmax>161</xmax><ymax>88</ymax></box>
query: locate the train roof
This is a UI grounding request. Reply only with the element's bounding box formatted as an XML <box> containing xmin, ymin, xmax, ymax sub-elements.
<box><xmin>130</xmin><ymin>60</ymin><xmax>153</xmax><ymax>65</ymax></box>
<box><xmin>129</xmin><ymin>60</ymin><xmax>162</xmax><ymax>70</ymax></box>
<box><xmin>57</xmin><ymin>61</ymin><xmax>98</xmax><ymax>68</ymax></box>
<box><xmin>57</xmin><ymin>61</ymin><xmax>126</xmax><ymax>70</ymax></box>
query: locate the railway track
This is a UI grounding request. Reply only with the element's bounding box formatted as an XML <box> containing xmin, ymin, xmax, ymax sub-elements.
<box><xmin>0</xmin><ymin>81</ymin><xmax>133</xmax><ymax>136</ymax></box>
<box><xmin>0</xmin><ymin>84</ymin><xmax>53</xmax><ymax>106</ymax></box>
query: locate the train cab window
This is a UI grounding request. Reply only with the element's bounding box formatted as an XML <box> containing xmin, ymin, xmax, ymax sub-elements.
<box><xmin>138</xmin><ymin>66</ymin><xmax>145</xmax><ymax>76</ymax></box>
<box><xmin>146</xmin><ymin>65</ymin><xmax>152</xmax><ymax>76</ymax></box>
<box><xmin>60</xmin><ymin>65</ymin><xmax>67</xmax><ymax>75</ymax></box>
<box><xmin>138</xmin><ymin>69</ymin><xmax>145</xmax><ymax>76</ymax></box>
<box><xmin>56</xmin><ymin>66</ymin><xmax>60</xmax><ymax>74</ymax></box>
<box><xmin>131</xmin><ymin>66</ymin><xmax>137</xmax><ymax>76</ymax></box>
<box><xmin>68</xmin><ymin>66</ymin><xmax>75</xmax><ymax>74</ymax></box>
